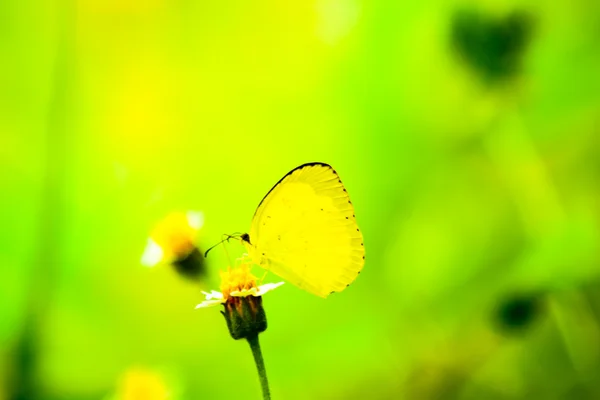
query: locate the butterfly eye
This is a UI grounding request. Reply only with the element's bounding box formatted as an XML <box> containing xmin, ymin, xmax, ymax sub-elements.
<box><xmin>241</xmin><ymin>233</ymin><xmax>251</xmax><ymax>244</ymax></box>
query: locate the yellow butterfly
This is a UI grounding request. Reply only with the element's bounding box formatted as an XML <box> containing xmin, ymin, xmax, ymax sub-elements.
<box><xmin>241</xmin><ymin>162</ymin><xmax>364</xmax><ymax>298</ymax></box>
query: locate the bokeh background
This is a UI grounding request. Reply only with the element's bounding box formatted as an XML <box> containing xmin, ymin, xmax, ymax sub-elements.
<box><xmin>1</xmin><ymin>0</ymin><xmax>600</xmax><ymax>398</ymax></box>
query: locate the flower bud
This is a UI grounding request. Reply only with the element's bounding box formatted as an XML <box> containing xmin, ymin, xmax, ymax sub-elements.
<box><xmin>221</xmin><ymin>295</ymin><xmax>267</xmax><ymax>340</ymax></box>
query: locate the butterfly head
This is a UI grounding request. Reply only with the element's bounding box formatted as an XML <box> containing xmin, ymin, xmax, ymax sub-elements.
<box><xmin>240</xmin><ymin>233</ymin><xmax>251</xmax><ymax>245</ymax></box>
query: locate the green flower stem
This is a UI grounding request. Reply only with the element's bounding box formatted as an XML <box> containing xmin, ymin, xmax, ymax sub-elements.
<box><xmin>247</xmin><ymin>335</ymin><xmax>271</xmax><ymax>400</ymax></box>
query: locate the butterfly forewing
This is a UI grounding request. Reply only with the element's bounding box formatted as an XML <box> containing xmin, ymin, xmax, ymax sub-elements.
<box><xmin>247</xmin><ymin>163</ymin><xmax>364</xmax><ymax>297</ymax></box>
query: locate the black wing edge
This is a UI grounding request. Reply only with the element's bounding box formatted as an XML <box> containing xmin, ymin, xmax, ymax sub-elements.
<box><xmin>252</xmin><ymin>162</ymin><xmax>334</xmax><ymax>219</ymax></box>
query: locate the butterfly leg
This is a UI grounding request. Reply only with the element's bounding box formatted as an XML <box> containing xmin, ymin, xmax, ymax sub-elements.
<box><xmin>258</xmin><ymin>269</ymin><xmax>268</xmax><ymax>285</ymax></box>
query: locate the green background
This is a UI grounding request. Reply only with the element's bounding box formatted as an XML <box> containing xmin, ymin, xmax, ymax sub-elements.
<box><xmin>1</xmin><ymin>0</ymin><xmax>599</xmax><ymax>398</ymax></box>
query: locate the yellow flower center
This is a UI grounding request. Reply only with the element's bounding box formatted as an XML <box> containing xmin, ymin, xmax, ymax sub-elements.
<box><xmin>220</xmin><ymin>264</ymin><xmax>257</xmax><ymax>300</ymax></box>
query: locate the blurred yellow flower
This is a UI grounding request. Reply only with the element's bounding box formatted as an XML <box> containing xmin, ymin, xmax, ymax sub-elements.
<box><xmin>144</xmin><ymin>211</ymin><xmax>203</xmax><ymax>262</ymax></box>
<box><xmin>116</xmin><ymin>368</ymin><xmax>170</xmax><ymax>400</ymax></box>
<box><xmin>141</xmin><ymin>211</ymin><xmax>207</xmax><ymax>280</ymax></box>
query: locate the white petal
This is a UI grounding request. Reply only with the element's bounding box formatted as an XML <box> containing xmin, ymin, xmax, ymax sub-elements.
<box><xmin>195</xmin><ymin>299</ymin><xmax>223</xmax><ymax>309</ymax></box>
<box><xmin>257</xmin><ymin>282</ymin><xmax>285</xmax><ymax>295</ymax></box>
<box><xmin>141</xmin><ymin>238</ymin><xmax>164</xmax><ymax>267</ymax></box>
<box><xmin>186</xmin><ymin>210</ymin><xmax>205</xmax><ymax>230</ymax></box>
<box><xmin>202</xmin><ymin>290</ymin><xmax>223</xmax><ymax>301</ymax></box>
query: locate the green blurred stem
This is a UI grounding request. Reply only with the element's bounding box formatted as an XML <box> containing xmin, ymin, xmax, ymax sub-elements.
<box><xmin>247</xmin><ymin>335</ymin><xmax>271</xmax><ymax>400</ymax></box>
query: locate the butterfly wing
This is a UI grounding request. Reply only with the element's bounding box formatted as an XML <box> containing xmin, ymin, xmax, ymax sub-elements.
<box><xmin>246</xmin><ymin>163</ymin><xmax>364</xmax><ymax>298</ymax></box>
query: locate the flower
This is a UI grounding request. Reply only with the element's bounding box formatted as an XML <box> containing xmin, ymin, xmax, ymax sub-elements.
<box><xmin>141</xmin><ymin>211</ymin><xmax>207</xmax><ymax>279</ymax></box>
<box><xmin>196</xmin><ymin>264</ymin><xmax>283</xmax><ymax>340</ymax></box>
<box><xmin>114</xmin><ymin>367</ymin><xmax>171</xmax><ymax>400</ymax></box>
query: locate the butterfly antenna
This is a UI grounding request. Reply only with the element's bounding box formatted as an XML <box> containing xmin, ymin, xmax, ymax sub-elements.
<box><xmin>204</xmin><ymin>235</ymin><xmax>233</xmax><ymax>258</ymax></box>
<box><xmin>203</xmin><ymin>240</ymin><xmax>223</xmax><ymax>258</ymax></box>
<box><xmin>203</xmin><ymin>233</ymin><xmax>243</xmax><ymax>258</ymax></box>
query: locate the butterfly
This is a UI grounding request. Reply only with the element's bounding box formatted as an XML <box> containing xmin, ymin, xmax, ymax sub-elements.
<box><xmin>241</xmin><ymin>162</ymin><xmax>364</xmax><ymax>298</ymax></box>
